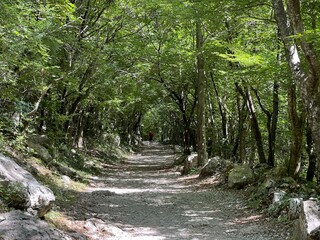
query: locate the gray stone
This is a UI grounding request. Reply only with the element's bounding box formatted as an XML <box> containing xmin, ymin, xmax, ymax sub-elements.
<box><xmin>173</xmin><ymin>154</ymin><xmax>187</xmax><ymax>166</ymax></box>
<box><xmin>0</xmin><ymin>210</ymin><xmax>85</xmax><ymax>240</ymax></box>
<box><xmin>173</xmin><ymin>145</ymin><xmax>183</xmax><ymax>153</ymax></box>
<box><xmin>186</xmin><ymin>153</ymin><xmax>198</xmax><ymax>168</ymax></box>
<box><xmin>273</xmin><ymin>190</ymin><xmax>286</xmax><ymax>204</ymax></box>
<box><xmin>262</xmin><ymin>178</ymin><xmax>275</xmax><ymax>189</ymax></box>
<box><xmin>228</xmin><ymin>165</ymin><xmax>255</xmax><ymax>189</ymax></box>
<box><xmin>289</xmin><ymin>198</ymin><xmax>303</xmax><ymax>220</ymax></box>
<box><xmin>293</xmin><ymin>199</ymin><xmax>320</xmax><ymax>240</ymax></box>
<box><xmin>26</xmin><ymin>141</ymin><xmax>52</xmax><ymax>164</ymax></box>
<box><xmin>181</xmin><ymin>153</ymin><xmax>198</xmax><ymax>175</ymax></box>
<box><xmin>199</xmin><ymin>156</ymin><xmax>224</xmax><ymax>178</ymax></box>
<box><xmin>83</xmin><ymin>218</ymin><xmax>130</xmax><ymax>239</ymax></box>
<box><xmin>28</xmin><ymin>135</ymin><xmax>51</xmax><ymax>148</ymax></box>
<box><xmin>61</xmin><ymin>175</ymin><xmax>71</xmax><ymax>188</ymax></box>
<box><xmin>54</xmin><ymin>163</ymin><xmax>81</xmax><ymax>180</ymax></box>
<box><xmin>0</xmin><ymin>154</ymin><xmax>55</xmax><ymax>217</ymax></box>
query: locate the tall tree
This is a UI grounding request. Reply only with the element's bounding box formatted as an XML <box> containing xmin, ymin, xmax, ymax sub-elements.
<box><xmin>195</xmin><ymin>16</ymin><xmax>208</xmax><ymax>166</ymax></box>
<box><xmin>272</xmin><ymin>0</ymin><xmax>320</xmax><ymax>177</ymax></box>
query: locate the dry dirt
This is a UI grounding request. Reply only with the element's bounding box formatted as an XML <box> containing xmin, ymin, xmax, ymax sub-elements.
<box><xmin>60</xmin><ymin>142</ymin><xmax>293</xmax><ymax>240</ymax></box>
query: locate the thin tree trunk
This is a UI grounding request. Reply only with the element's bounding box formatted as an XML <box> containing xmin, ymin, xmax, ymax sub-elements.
<box><xmin>196</xmin><ymin>20</ymin><xmax>207</xmax><ymax>166</ymax></box>
<box><xmin>210</xmin><ymin>72</ymin><xmax>228</xmax><ymax>159</ymax></box>
<box><xmin>234</xmin><ymin>92</ymin><xmax>248</xmax><ymax>163</ymax></box>
<box><xmin>252</xmin><ymin>81</ymin><xmax>279</xmax><ymax>167</ymax></box>
<box><xmin>246</xmin><ymin>88</ymin><xmax>266</xmax><ymax>164</ymax></box>
<box><xmin>306</xmin><ymin>122</ymin><xmax>317</xmax><ymax>181</ymax></box>
<box><xmin>236</xmin><ymin>83</ymin><xmax>266</xmax><ymax>164</ymax></box>
<box><xmin>269</xmin><ymin>81</ymin><xmax>279</xmax><ymax>167</ymax></box>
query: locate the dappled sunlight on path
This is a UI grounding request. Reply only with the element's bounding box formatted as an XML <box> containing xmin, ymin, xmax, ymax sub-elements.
<box><xmin>61</xmin><ymin>142</ymin><xmax>291</xmax><ymax>240</ymax></box>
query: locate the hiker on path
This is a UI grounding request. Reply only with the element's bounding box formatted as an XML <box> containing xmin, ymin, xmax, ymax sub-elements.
<box><xmin>148</xmin><ymin>131</ymin><xmax>155</xmax><ymax>142</ymax></box>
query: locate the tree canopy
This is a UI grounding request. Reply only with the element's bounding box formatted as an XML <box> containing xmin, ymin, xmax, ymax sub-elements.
<box><xmin>1</xmin><ymin>0</ymin><xmax>320</xmax><ymax>180</ymax></box>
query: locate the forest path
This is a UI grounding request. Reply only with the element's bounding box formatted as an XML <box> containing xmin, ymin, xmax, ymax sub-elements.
<box><xmin>63</xmin><ymin>143</ymin><xmax>292</xmax><ymax>240</ymax></box>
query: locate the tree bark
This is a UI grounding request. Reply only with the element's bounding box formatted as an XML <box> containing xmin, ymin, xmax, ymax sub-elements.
<box><xmin>210</xmin><ymin>72</ymin><xmax>228</xmax><ymax>159</ymax></box>
<box><xmin>306</xmin><ymin>122</ymin><xmax>316</xmax><ymax>181</ymax></box>
<box><xmin>233</xmin><ymin>92</ymin><xmax>247</xmax><ymax>163</ymax></box>
<box><xmin>196</xmin><ymin>20</ymin><xmax>208</xmax><ymax>166</ymax></box>
<box><xmin>287</xmin><ymin>79</ymin><xmax>305</xmax><ymax>177</ymax></box>
<box><xmin>272</xmin><ymin>0</ymin><xmax>320</xmax><ymax>178</ymax></box>
<box><xmin>236</xmin><ymin>83</ymin><xmax>266</xmax><ymax>164</ymax></box>
<box><xmin>252</xmin><ymin>81</ymin><xmax>279</xmax><ymax>167</ymax></box>
<box><xmin>269</xmin><ymin>81</ymin><xmax>279</xmax><ymax>167</ymax></box>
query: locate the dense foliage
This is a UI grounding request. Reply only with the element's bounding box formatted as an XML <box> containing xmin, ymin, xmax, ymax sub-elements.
<box><xmin>1</xmin><ymin>0</ymin><xmax>320</xmax><ymax>180</ymax></box>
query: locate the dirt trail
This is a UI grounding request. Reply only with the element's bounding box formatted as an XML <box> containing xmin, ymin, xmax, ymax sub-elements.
<box><xmin>63</xmin><ymin>143</ymin><xmax>292</xmax><ymax>240</ymax></box>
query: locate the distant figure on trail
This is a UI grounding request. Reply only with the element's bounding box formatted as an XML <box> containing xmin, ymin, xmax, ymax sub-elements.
<box><xmin>148</xmin><ymin>131</ymin><xmax>155</xmax><ymax>142</ymax></box>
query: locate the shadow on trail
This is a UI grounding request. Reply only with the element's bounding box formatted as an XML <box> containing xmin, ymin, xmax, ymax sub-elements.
<box><xmin>62</xmin><ymin>142</ymin><xmax>290</xmax><ymax>240</ymax></box>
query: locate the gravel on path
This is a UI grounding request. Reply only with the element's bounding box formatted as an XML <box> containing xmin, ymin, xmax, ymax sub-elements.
<box><xmin>62</xmin><ymin>142</ymin><xmax>292</xmax><ymax>240</ymax></box>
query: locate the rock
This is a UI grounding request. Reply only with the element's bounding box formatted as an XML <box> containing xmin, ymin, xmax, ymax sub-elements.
<box><xmin>198</xmin><ymin>156</ymin><xmax>224</xmax><ymax>179</ymax></box>
<box><xmin>173</xmin><ymin>154</ymin><xmax>187</xmax><ymax>166</ymax></box>
<box><xmin>268</xmin><ymin>190</ymin><xmax>287</xmax><ymax>217</ymax></box>
<box><xmin>181</xmin><ymin>153</ymin><xmax>198</xmax><ymax>175</ymax></box>
<box><xmin>83</xmin><ymin>218</ymin><xmax>130</xmax><ymax>239</ymax></box>
<box><xmin>173</xmin><ymin>145</ymin><xmax>183</xmax><ymax>153</ymax></box>
<box><xmin>228</xmin><ymin>165</ymin><xmax>254</xmax><ymax>189</ymax></box>
<box><xmin>176</xmin><ymin>165</ymin><xmax>184</xmax><ymax>173</ymax></box>
<box><xmin>0</xmin><ymin>154</ymin><xmax>55</xmax><ymax>217</ymax></box>
<box><xmin>28</xmin><ymin>135</ymin><xmax>51</xmax><ymax>148</ymax></box>
<box><xmin>262</xmin><ymin>178</ymin><xmax>275</xmax><ymax>189</ymax></box>
<box><xmin>54</xmin><ymin>162</ymin><xmax>81</xmax><ymax>181</ymax></box>
<box><xmin>253</xmin><ymin>163</ymin><xmax>271</xmax><ymax>181</ymax></box>
<box><xmin>293</xmin><ymin>199</ymin><xmax>320</xmax><ymax>240</ymax></box>
<box><xmin>26</xmin><ymin>141</ymin><xmax>52</xmax><ymax>164</ymax></box>
<box><xmin>289</xmin><ymin>198</ymin><xmax>303</xmax><ymax>220</ymax></box>
<box><xmin>0</xmin><ymin>210</ymin><xmax>85</xmax><ymax>240</ymax></box>
<box><xmin>273</xmin><ymin>190</ymin><xmax>286</xmax><ymax>204</ymax></box>
<box><xmin>61</xmin><ymin>175</ymin><xmax>71</xmax><ymax>188</ymax></box>
<box><xmin>281</xmin><ymin>177</ymin><xmax>297</xmax><ymax>189</ymax></box>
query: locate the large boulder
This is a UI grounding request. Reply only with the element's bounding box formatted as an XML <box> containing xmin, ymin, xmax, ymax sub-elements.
<box><xmin>293</xmin><ymin>199</ymin><xmax>320</xmax><ymax>240</ymax></box>
<box><xmin>28</xmin><ymin>135</ymin><xmax>51</xmax><ymax>148</ymax></box>
<box><xmin>26</xmin><ymin>140</ymin><xmax>52</xmax><ymax>164</ymax></box>
<box><xmin>228</xmin><ymin>165</ymin><xmax>254</xmax><ymax>189</ymax></box>
<box><xmin>198</xmin><ymin>156</ymin><xmax>224</xmax><ymax>179</ymax></box>
<box><xmin>0</xmin><ymin>210</ymin><xmax>85</xmax><ymax>240</ymax></box>
<box><xmin>0</xmin><ymin>154</ymin><xmax>55</xmax><ymax>217</ymax></box>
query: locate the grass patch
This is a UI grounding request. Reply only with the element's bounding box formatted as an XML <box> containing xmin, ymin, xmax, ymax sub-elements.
<box><xmin>45</xmin><ymin>211</ymin><xmax>73</xmax><ymax>231</ymax></box>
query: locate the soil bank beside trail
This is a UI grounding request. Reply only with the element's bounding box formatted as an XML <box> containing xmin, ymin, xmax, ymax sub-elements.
<box><xmin>63</xmin><ymin>142</ymin><xmax>292</xmax><ymax>240</ymax></box>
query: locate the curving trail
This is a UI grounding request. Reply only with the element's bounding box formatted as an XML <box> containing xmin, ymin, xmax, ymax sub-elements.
<box><xmin>63</xmin><ymin>143</ymin><xmax>292</xmax><ymax>240</ymax></box>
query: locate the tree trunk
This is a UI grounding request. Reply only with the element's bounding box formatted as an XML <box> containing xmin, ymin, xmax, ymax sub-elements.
<box><xmin>236</xmin><ymin>83</ymin><xmax>266</xmax><ymax>164</ymax></box>
<box><xmin>183</xmin><ymin>124</ymin><xmax>192</xmax><ymax>155</ymax></box>
<box><xmin>272</xmin><ymin>0</ymin><xmax>320</xmax><ymax>179</ymax></box>
<box><xmin>246</xmin><ymin>87</ymin><xmax>266</xmax><ymax>164</ymax></box>
<box><xmin>287</xmin><ymin>79</ymin><xmax>305</xmax><ymax>178</ymax></box>
<box><xmin>252</xmin><ymin>81</ymin><xmax>279</xmax><ymax>167</ymax></box>
<box><xmin>268</xmin><ymin>81</ymin><xmax>279</xmax><ymax>167</ymax></box>
<box><xmin>210</xmin><ymin>72</ymin><xmax>228</xmax><ymax>159</ymax></box>
<box><xmin>196</xmin><ymin>20</ymin><xmax>207</xmax><ymax>166</ymax></box>
<box><xmin>234</xmin><ymin>92</ymin><xmax>248</xmax><ymax>163</ymax></box>
<box><xmin>306</xmin><ymin>122</ymin><xmax>317</xmax><ymax>181</ymax></box>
